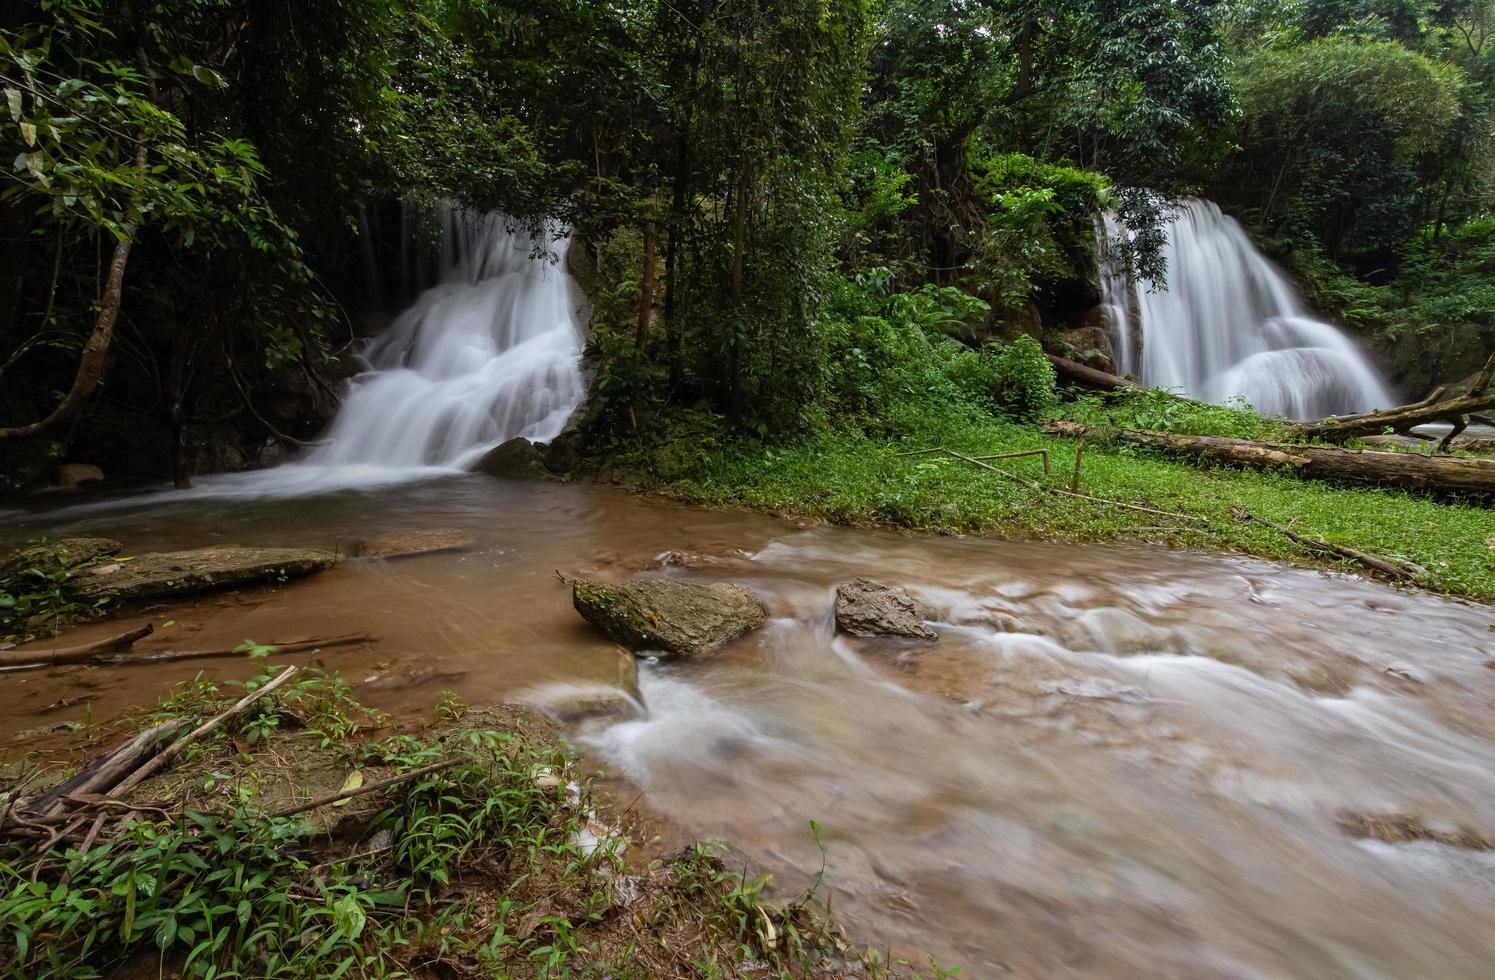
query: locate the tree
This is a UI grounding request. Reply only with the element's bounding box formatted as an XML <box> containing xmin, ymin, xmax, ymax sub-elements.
<box><xmin>1225</xmin><ymin>37</ymin><xmax>1464</xmax><ymax>255</ymax></box>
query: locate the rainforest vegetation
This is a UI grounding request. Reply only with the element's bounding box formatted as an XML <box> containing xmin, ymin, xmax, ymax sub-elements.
<box><xmin>1</xmin><ymin>0</ymin><xmax>1492</xmax><ymax>593</ymax></box>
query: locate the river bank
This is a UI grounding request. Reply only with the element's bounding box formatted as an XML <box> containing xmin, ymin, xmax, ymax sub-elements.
<box><xmin>610</xmin><ymin>410</ymin><xmax>1495</xmax><ymax>602</ymax></box>
<box><xmin>0</xmin><ymin>668</ymin><xmax>865</xmax><ymax>978</ymax></box>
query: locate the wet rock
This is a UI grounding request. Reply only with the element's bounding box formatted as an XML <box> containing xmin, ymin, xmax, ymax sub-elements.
<box><xmin>474</xmin><ymin>437</ymin><xmax>551</xmax><ymax>479</ymax></box>
<box><xmin>572</xmin><ymin>576</ymin><xmax>768</xmax><ymax>657</ymax></box>
<box><xmin>341</xmin><ymin>529</ymin><xmax>472</xmax><ymax>560</ymax></box>
<box><xmin>1337</xmin><ymin>810</ymin><xmax>1492</xmax><ymax>851</ymax></box>
<box><xmin>543</xmin><ymin>430</ymin><xmax>584</xmax><ymax>475</ymax></box>
<box><xmin>546</xmin><ymin>687</ymin><xmax>641</xmax><ymax>723</ymax></box>
<box><xmin>0</xmin><ymin>537</ymin><xmax>121</xmax><ymax>584</ymax></box>
<box><xmin>67</xmin><ymin>546</ymin><xmax>335</xmax><ymax>603</ymax></box>
<box><xmin>1054</xmin><ymin>318</ymin><xmax>1117</xmax><ymax>374</ymax></box>
<box><xmin>55</xmin><ymin>463</ymin><xmax>104</xmax><ymax>488</ymax></box>
<box><xmin>834</xmin><ymin>579</ymin><xmax>937</xmax><ymax>641</ymax></box>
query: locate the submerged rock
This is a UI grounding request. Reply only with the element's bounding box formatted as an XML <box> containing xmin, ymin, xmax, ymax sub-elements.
<box><xmin>0</xmin><ymin>538</ymin><xmax>121</xmax><ymax>584</ymax></box>
<box><xmin>341</xmin><ymin>529</ymin><xmax>472</xmax><ymax>560</ymax></box>
<box><xmin>572</xmin><ymin>576</ymin><xmax>768</xmax><ymax>657</ymax></box>
<box><xmin>834</xmin><ymin>579</ymin><xmax>937</xmax><ymax>641</ymax></box>
<box><xmin>474</xmin><ymin>437</ymin><xmax>551</xmax><ymax>479</ymax></box>
<box><xmin>67</xmin><ymin>546</ymin><xmax>335</xmax><ymax>603</ymax></box>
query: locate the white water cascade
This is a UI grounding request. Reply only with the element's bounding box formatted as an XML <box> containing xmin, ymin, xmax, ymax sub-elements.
<box><xmin>306</xmin><ymin>206</ymin><xmax>585</xmax><ymax>470</ymax></box>
<box><xmin>1098</xmin><ymin>199</ymin><xmax>1395</xmax><ymax>419</ymax></box>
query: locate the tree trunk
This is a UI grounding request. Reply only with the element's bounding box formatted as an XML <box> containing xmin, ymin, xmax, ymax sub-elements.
<box><xmin>636</xmin><ymin>208</ymin><xmax>656</xmax><ymax>348</ymax></box>
<box><xmin>1044</xmin><ymin>421</ymin><xmax>1495</xmax><ymax>497</ymax></box>
<box><xmin>1046</xmin><ymin>353</ymin><xmax>1135</xmax><ymax>391</ymax></box>
<box><xmin>0</xmin><ymin>142</ymin><xmax>147</xmax><ymax>440</ymax></box>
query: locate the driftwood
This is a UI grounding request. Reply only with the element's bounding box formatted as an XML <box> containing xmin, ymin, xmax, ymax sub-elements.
<box><xmin>28</xmin><ymin>719</ymin><xmax>189</xmax><ymax>817</ymax></box>
<box><xmin>1044</xmin><ymin>421</ymin><xmax>1495</xmax><ymax>497</ymax></box>
<box><xmin>0</xmin><ymin>624</ymin><xmax>154</xmax><ymax>668</ymax></box>
<box><xmin>0</xmin><ymin>631</ymin><xmax>375</xmax><ymax>672</ymax></box>
<box><xmin>1046</xmin><ymin>353</ymin><xmax>1135</xmax><ymax>392</ymax></box>
<box><xmin>1231</xmin><ymin>508</ymin><xmax>1424</xmax><ymax>584</ymax></box>
<box><xmin>1285</xmin><ymin>354</ymin><xmax>1495</xmax><ymax>448</ymax></box>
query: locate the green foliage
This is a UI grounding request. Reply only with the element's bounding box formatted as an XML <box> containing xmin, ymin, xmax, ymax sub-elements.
<box><xmin>0</xmin><ymin>542</ymin><xmax>109</xmax><ymax>643</ymax></box>
<box><xmin>1226</xmin><ymin>37</ymin><xmax>1464</xmax><ymax>253</ymax></box>
<box><xmin>969</xmin><ymin>153</ymin><xmax>1109</xmax><ymax>309</ymax></box>
<box><xmin>990</xmin><ymin>335</ymin><xmax>1059</xmax><ymax>421</ymax></box>
<box><xmin>1059</xmin><ymin>387</ymin><xmax>1276</xmax><ymax>439</ymax></box>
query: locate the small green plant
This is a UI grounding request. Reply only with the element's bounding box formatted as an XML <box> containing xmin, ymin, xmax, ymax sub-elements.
<box><xmin>0</xmin><ymin>542</ymin><xmax>111</xmax><ymax>644</ymax></box>
<box><xmin>990</xmin><ymin>334</ymin><xmax>1058</xmax><ymax>420</ymax></box>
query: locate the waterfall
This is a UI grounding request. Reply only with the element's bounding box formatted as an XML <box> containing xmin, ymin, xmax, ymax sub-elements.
<box><xmin>305</xmin><ymin>205</ymin><xmax>585</xmax><ymax>470</ymax></box>
<box><xmin>1097</xmin><ymin>199</ymin><xmax>1395</xmax><ymax>419</ymax></box>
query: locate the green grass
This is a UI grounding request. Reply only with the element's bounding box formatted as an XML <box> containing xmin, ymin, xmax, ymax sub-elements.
<box><xmin>633</xmin><ymin>411</ymin><xmax>1495</xmax><ymax>602</ymax></box>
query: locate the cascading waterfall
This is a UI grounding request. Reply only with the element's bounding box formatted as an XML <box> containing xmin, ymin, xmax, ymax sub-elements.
<box><xmin>305</xmin><ymin>205</ymin><xmax>585</xmax><ymax>470</ymax></box>
<box><xmin>1098</xmin><ymin>199</ymin><xmax>1395</xmax><ymax>419</ymax></box>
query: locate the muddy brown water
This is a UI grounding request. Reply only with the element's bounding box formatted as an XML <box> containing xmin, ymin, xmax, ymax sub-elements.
<box><xmin>4</xmin><ymin>475</ymin><xmax>1495</xmax><ymax>977</ymax></box>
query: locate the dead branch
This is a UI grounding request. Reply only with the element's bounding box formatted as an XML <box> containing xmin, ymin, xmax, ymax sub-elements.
<box><xmin>1046</xmin><ymin>353</ymin><xmax>1135</xmax><ymax>392</ymax></box>
<box><xmin>0</xmin><ymin>624</ymin><xmax>153</xmax><ymax>668</ymax></box>
<box><xmin>1231</xmin><ymin>508</ymin><xmax>1423</xmax><ymax>584</ymax></box>
<box><xmin>27</xmin><ymin>719</ymin><xmax>189</xmax><ymax>818</ymax></box>
<box><xmin>271</xmin><ymin>758</ymin><xmax>460</xmax><ymax>818</ymax></box>
<box><xmin>0</xmin><ymin>632</ymin><xmax>375</xmax><ymax>672</ymax></box>
<box><xmin>1285</xmin><ymin>353</ymin><xmax>1495</xmax><ymax>444</ymax></box>
<box><xmin>111</xmin><ymin>665</ymin><xmax>300</xmax><ymax>797</ymax></box>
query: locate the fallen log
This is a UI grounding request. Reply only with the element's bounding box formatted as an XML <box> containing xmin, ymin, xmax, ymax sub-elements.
<box><xmin>1046</xmin><ymin>353</ymin><xmax>1135</xmax><ymax>392</ymax></box>
<box><xmin>1285</xmin><ymin>354</ymin><xmax>1495</xmax><ymax>447</ymax></box>
<box><xmin>1043</xmin><ymin>420</ymin><xmax>1495</xmax><ymax>497</ymax></box>
<box><xmin>0</xmin><ymin>623</ymin><xmax>153</xmax><ymax>668</ymax></box>
<box><xmin>0</xmin><ymin>632</ymin><xmax>375</xmax><ymax>672</ymax></box>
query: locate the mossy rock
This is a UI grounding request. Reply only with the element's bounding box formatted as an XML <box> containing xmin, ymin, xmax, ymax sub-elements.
<box><xmin>0</xmin><ymin>538</ymin><xmax>122</xmax><ymax>586</ymax></box>
<box><xmin>572</xmin><ymin>577</ymin><xmax>768</xmax><ymax>657</ymax></box>
<box><xmin>67</xmin><ymin>546</ymin><xmax>336</xmax><ymax>603</ymax></box>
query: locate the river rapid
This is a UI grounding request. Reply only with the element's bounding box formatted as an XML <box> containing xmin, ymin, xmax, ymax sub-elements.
<box><xmin>4</xmin><ymin>477</ymin><xmax>1494</xmax><ymax>976</ymax></box>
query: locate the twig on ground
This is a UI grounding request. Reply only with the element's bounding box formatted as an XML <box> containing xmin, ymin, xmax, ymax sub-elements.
<box><xmin>111</xmin><ymin>665</ymin><xmax>301</xmax><ymax>797</ymax></box>
<box><xmin>271</xmin><ymin>758</ymin><xmax>460</xmax><ymax>818</ymax></box>
<box><xmin>1230</xmin><ymin>508</ymin><xmax>1423</xmax><ymax>584</ymax></box>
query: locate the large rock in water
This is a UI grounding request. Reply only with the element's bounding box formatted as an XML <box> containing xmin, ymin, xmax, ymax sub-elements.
<box><xmin>67</xmin><ymin>547</ymin><xmax>336</xmax><ymax>602</ymax></box>
<box><xmin>0</xmin><ymin>538</ymin><xmax>121</xmax><ymax>584</ymax></box>
<box><xmin>474</xmin><ymin>438</ymin><xmax>551</xmax><ymax>479</ymax></box>
<box><xmin>571</xmin><ymin>577</ymin><xmax>768</xmax><ymax>657</ymax></box>
<box><xmin>834</xmin><ymin>579</ymin><xmax>937</xmax><ymax>641</ymax></box>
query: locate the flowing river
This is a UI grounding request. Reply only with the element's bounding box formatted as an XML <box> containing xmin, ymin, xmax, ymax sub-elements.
<box><xmin>4</xmin><ymin>478</ymin><xmax>1493</xmax><ymax>978</ymax></box>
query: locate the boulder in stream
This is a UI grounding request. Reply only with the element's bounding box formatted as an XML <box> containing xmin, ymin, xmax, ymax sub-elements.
<box><xmin>572</xmin><ymin>577</ymin><xmax>768</xmax><ymax>657</ymax></box>
<box><xmin>67</xmin><ymin>546</ymin><xmax>336</xmax><ymax>603</ymax></box>
<box><xmin>474</xmin><ymin>437</ymin><xmax>552</xmax><ymax>479</ymax></box>
<box><xmin>834</xmin><ymin>578</ymin><xmax>937</xmax><ymax>641</ymax></box>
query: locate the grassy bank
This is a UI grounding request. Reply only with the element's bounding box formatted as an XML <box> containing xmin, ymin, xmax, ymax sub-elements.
<box><xmin>0</xmin><ymin>664</ymin><xmax>887</xmax><ymax>979</ymax></box>
<box><xmin>620</xmin><ymin>404</ymin><xmax>1495</xmax><ymax>602</ymax></box>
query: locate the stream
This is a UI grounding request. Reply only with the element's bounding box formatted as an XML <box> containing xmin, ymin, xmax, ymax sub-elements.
<box><xmin>4</xmin><ymin>476</ymin><xmax>1494</xmax><ymax>977</ymax></box>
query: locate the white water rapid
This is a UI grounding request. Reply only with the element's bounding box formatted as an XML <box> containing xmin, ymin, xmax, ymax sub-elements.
<box><xmin>308</xmin><ymin>206</ymin><xmax>585</xmax><ymax>469</ymax></box>
<box><xmin>1099</xmin><ymin>199</ymin><xmax>1396</xmax><ymax>419</ymax></box>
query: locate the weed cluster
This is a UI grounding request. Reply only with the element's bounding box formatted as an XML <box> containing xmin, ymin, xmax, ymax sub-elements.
<box><xmin>0</xmin><ymin>541</ymin><xmax>111</xmax><ymax>644</ymax></box>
